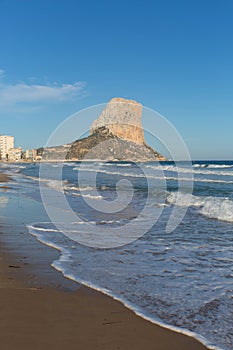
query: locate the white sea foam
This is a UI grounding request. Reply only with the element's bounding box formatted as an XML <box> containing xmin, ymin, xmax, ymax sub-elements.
<box><xmin>167</xmin><ymin>192</ymin><xmax>233</xmax><ymax>223</ymax></box>
<box><xmin>27</xmin><ymin>225</ymin><xmax>60</xmax><ymax>233</ymax></box>
<box><xmin>21</xmin><ymin>174</ymin><xmax>68</xmax><ymax>192</ymax></box>
<box><xmin>194</xmin><ymin>169</ymin><xmax>233</xmax><ymax>176</ymax></box>
<box><xmin>144</xmin><ymin>163</ymin><xmax>233</xmax><ymax>177</ymax></box>
<box><xmin>27</xmin><ymin>222</ymin><xmax>223</xmax><ymax>350</ymax></box>
<box><xmin>52</xmin><ymin>259</ymin><xmax>221</xmax><ymax>350</ymax></box>
<box><xmin>195</xmin><ymin>164</ymin><xmax>233</xmax><ymax>169</ymax></box>
<box><xmin>22</xmin><ymin>168</ymin><xmax>233</xmax><ymax>188</ymax></box>
<box><xmin>80</xmin><ymin>163</ymin><xmax>233</xmax><ymax>178</ymax></box>
<box><xmin>65</xmin><ymin>185</ymin><xmax>94</xmax><ymax>191</ymax></box>
<box><xmin>64</xmin><ymin>162</ymin><xmax>79</xmax><ymax>166</ymax></box>
<box><xmin>193</xmin><ymin>164</ymin><xmax>209</xmax><ymax>168</ymax></box>
<box><xmin>99</xmin><ymin>162</ymin><xmax>133</xmax><ymax>167</ymax></box>
<box><xmin>72</xmin><ymin>192</ymin><xmax>103</xmax><ymax>199</ymax></box>
<box><xmin>73</xmin><ymin>166</ymin><xmax>146</xmax><ymax>178</ymax></box>
<box><xmin>18</xmin><ymin>162</ymin><xmax>233</xmax><ymax>190</ymax></box>
<box><xmin>47</xmin><ymin>180</ymin><xmax>64</xmax><ymax>191</ymax></box>
<box><xmin>74</xmin><ymin>172</ymin><xmax>233</xmax><ymax>184</ymax></box>
<box><xmin>11</xmin><ymin>162</ymin><xmax>233</xmax><ymax>350</ymax></box>
<box><xmin>200</xmin><ymin>198</ymin><xmax>233</xmax><ymax>222</ymax></box>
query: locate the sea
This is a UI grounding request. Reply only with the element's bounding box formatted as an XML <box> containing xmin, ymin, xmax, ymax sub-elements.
<box><xmin>1</xmin><ymin>160</ymin><xmax>233</xmax><ymax>350</ymax></box>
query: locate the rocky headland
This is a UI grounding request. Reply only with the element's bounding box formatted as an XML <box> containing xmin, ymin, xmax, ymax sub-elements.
<box><xmin>42</xmin><ymin>97</ymin><xmax>166</xmax><ymax>162</ymax></box>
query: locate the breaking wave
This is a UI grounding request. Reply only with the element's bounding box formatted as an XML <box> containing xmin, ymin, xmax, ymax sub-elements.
<box><xmin>167</xmin><ymin>192</ymin><xmax>233</xmax><ymax>223</ymax></box>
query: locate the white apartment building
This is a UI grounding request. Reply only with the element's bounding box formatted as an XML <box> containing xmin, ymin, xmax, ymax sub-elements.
<box><xmin>0</xmin><ymin>135</ymin><xmax>14</xmax><ymax>160</ymax></box>
<box><xmin>8</xmin><ymin>147</ymin><xmax>22</xmax><ymax>162</ymax></box>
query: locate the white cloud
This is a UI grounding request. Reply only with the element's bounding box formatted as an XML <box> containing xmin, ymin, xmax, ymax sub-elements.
<box><xmin>0</xmin><ymin>81</ymin><xmax>86</xmax><ymax>107</ymax></box>
<box><xmin>0</xmin><ymin>69</ymin><xmax>86</xmax><ymax>114</ymax></box>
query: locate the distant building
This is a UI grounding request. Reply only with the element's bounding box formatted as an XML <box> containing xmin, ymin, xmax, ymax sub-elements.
<box><xmin>0</xmin><ymin>135</ymin><xmax>14</xmax><ymax>160</ymax></box>
<box><xmin>25</xmin><ymin>149</ymin><xmax>37</xmax><ymax>161</ymax></box>
<box><xmin>8</xmin><ymin>147</ymin><xmax>22</xmax><ymax>162</ymax></box>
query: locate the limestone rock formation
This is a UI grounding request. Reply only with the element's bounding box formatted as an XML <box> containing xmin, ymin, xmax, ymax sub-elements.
<box><xmin>41</xmin><ymin>97</ymin><xmax>166</xmax><ymax>162</ymax></box>
<box><xmin>90</xmin><ymin>98</ymin><xmax>144</xmax><ymax>145</ymax></box>
<box><xmin>66</xmin><ymin>127</ymin><xmax>164</xmax><ymax>161</ymax></box>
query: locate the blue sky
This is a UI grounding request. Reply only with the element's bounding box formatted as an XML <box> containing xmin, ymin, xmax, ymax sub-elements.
<box><xmin>0</xmin><ymin>0</ymin><xmax>232</xmax><ymax>159</ymax></box>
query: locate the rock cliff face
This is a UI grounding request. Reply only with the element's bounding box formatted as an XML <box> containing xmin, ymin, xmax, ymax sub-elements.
<box><xmin>65</xmin><ymin>127</ymin><xmax>164</xmax><ymax>161</ymax></box>
<box><xmin>41</xmin><ymin>97</ymin><xmax>166</xmax><ymax>162</ymax></box>
<box><xmin>90</xmin><ymin>98</ymin><xmax>144</xmax><ymax>145</ymax></box>
<box><xmin>42</xmin><ymin>144</ymin><xmax>71</xmax><ymax>161</ymax></box>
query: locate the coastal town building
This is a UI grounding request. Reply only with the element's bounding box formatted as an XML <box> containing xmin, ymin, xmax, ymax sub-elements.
<box><xmin>8</xmin><ymin>147</ymin><xmax>22</xmax><ymax>162</ymax></box>
<box><xmin>0</xmin><ymin>135</ymin><xmax>14</xmax><ymax>160</ymax></box>
<box><xmin>25</xmin><ymin>149</ymin><xmax>37</xmax><ymax>161</ymax></box>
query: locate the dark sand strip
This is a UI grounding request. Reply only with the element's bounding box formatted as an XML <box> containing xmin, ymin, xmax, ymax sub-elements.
<box><xmin>0</xmin><ymin>172</ymin><xmax>11</xmax><ymax>183</ymax></box>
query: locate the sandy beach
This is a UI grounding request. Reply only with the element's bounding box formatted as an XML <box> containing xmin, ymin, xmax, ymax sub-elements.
<box><xmin>0</xmin><ymin>170</ymin><xmax>209</xmax><ymax>350</ymax></box>
<box><xmin>0</xmin><ymin>251</ymin><xmax>208</xmax><ymax>350</ymax></box>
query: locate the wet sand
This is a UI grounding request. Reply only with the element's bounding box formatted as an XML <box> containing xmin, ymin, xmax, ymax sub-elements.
<box><xmin>0</xmin><ymin>253</ymin><xmax>208</xmax><ymax>350</ymax></box>
<box><xmin>0</xmin><ymin>172</ymin><xmax>10</xmax><ymax>183</ymax></box>
<box><xmin>0</xmin><ymin>171</ymin><xmax>208</xmax><ymax>350</ymax></box>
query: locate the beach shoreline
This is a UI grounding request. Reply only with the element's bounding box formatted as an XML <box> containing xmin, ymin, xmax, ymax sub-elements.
<box><xmin>0</xmin><ymin>236</ymin><xmax>208</xmax><ymax>350</ymax></box>
<box><xmin>0</xmin><ymin>170</ymin><xmax>208</xmax><ymax>350</ymax></box>
<box><xmin>0</xmin><ymin>172</ymin><xmax>11</xmax><ymax>183</ymax></box>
